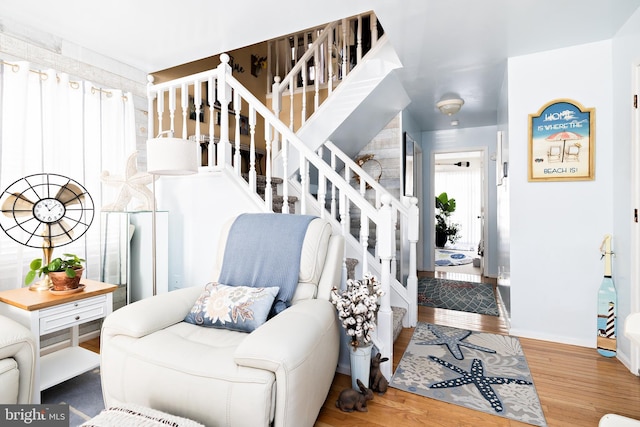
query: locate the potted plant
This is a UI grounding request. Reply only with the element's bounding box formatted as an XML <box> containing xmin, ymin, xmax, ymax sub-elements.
<box><xmin>25</xmin><ymin>253</ymin><xmax>85</xmax><ymax>291</ymax></box>
<box><xmin>435</xmin><ymin>192</ymin><xmax>461</xmax><ymax>248</ymax></box>
<box><xmin>330</xmin><ymin>273</ymin><xmax>384</xmax><ymax>390</ymax></box>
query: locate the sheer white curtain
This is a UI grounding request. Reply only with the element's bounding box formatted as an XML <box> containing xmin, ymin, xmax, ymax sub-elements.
<box><xmin>0</xmin><ymin>60</ymin><xmax>135</xmax><ymax>291</ymax></box>
<box><xmin>434</xmin><ymin>167</ymin><xmax>482</xmax><ymax>251</ymax></box>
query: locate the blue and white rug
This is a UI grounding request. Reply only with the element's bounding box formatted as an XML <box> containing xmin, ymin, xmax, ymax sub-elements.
<box><xmin>390</xmin><ymin>323</ymin><xmax>547</xmax><ymax>426</ymax></box>
<box><xmin>435</xmin><ymin>249</ymin><xmax>474</xmax><ymax>266</ymax></box>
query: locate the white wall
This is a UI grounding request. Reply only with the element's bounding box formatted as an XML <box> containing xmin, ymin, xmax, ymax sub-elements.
<box><xmin>156</xmin><ymin>170</ymin><xmax>264</xmax><ymax>291</ymax></box>
<box><xmin>611</xmin><ymin>7</ymin><xmax>640</xmax><ymax>367</ymax></box>
<box><xmin>421</xmin><ymin>126</ymin><xmax>499</xmax><ymax>277</ymax></box>
<box><xmin>508</xmin><ymin>41</ymin><xmax>614</xmax><ymax>347</ymax></box>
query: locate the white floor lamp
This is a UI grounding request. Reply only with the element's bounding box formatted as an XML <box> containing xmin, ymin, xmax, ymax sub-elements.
<box><xmin>146</xmin><ymin>132</ymin><xmax>198</xmax><ymax>295</ymax></box>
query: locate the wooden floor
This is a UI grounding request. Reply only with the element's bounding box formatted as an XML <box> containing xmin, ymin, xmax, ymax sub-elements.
<box><xmin>83</xmin><ymin>271</ymin><xmax>640</xmax><ymax>427</ymax></box>
<box><xmin>315</xmin><ymin>272</ymin><xmax>640</xmax><ymax>427</ymax></box>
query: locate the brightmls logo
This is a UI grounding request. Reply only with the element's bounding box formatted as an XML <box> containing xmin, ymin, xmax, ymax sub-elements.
<box><xmin>1</xmin><ymin>405</ymin><xmax>67</xmax><ymax>426</ymax></box>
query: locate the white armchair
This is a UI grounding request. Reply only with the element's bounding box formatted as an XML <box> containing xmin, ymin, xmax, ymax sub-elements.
<box><xmin>100</xmin><ymin>215</ymin><xmax>344</xmax><ymax>427</ymax></box>
<box><xmin>0</xmin><ymin>314</ymin><xmax>36</xmax><ymax>404</ymax></box>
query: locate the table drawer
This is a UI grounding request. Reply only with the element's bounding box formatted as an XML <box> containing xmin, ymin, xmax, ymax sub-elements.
<box><xmin>39</xmin><ymin>295</ymin><xmax>108</xmax><ymax>334</ymax></box>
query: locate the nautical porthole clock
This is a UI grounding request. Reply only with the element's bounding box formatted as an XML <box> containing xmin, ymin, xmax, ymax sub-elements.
<box><xmin>0</xmin><ymin>173</ymin><xmax>95</xmax><ymax>290</ymax></box>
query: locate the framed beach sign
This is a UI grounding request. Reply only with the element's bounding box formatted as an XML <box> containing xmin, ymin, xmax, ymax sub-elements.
<box><xmin>528</xmin><ymin>99</ymin><xmax>595</xmax><ymax>182</ymax></box>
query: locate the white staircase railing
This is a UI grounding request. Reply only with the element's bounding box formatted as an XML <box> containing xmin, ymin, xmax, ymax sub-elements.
<box><xmin>270</xmin><ymin>11</ymin><xmax>380</xmax><ymax>133</ymax></box>
<box><xmin>321</xmin><ymin>141</ymin><xmax>419</xmax><ymax>327</ymax></box>
<box><xmin>146</xmin><ymin>51</ymin><xmax>414</xmax><ymax>380</ymax></box>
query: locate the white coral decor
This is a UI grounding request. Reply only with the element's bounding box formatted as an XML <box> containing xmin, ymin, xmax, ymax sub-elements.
<box><xmin>330</xmin><ymin>273</ymin><xmax>383</xmax><ymax>348</ymax></box>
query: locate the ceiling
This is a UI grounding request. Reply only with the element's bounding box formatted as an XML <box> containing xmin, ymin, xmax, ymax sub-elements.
<box><xmin>0</xmin><ymin>0</ymin><xmax>639</xmax><ymax>132</ymax></box>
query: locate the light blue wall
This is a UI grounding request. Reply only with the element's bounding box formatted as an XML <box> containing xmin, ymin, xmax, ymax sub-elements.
<box><xmin>508</xmin><ymin>40</ymin><xmax>614</xmax><ymax>347</ymax></box>
<box><xmin>420</xmin><ymin>126</ymin><xmax>499</xmax><ymax>277</ymax></box>
<box><xmin>611</xmin><ymin>7</ymin><xmax>640</xmax><ymax>366</ymax></box>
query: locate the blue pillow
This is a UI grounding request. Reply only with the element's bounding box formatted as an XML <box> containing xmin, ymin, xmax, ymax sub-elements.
<box><xmin>184</xmin><ymin>282</ymin><xmax>279</xmax><ymax>332</ymax></box>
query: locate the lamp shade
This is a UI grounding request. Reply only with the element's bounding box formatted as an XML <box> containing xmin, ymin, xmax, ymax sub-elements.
<box><xmin>146</xmin><ymin>137</ymin><xmax>198</xmax><ymax>175</ymax></box>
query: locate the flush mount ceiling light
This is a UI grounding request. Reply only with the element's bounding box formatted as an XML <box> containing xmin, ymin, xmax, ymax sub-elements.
<box><xmin>436</xmin><ymin>98</ymin><xmax>464</xmax><ymax>116</ymax></box>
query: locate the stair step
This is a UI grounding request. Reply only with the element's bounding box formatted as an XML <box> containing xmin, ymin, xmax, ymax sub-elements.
<box><xmin>271</xmin><ymin>194</ymin><xmax>298</xmax><ymax>213</ymax></box>
<box><xmin>392</xmin><ymin>306</ymin><xmax>407</xmax><ymax>343</ymax></box>
<box><xmin>241</xmin><ymin>173</ymin><xmax>298</xmax><ymax>213</ymax></box>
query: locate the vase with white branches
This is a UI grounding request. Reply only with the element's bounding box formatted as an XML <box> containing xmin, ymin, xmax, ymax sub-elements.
<box><xmin>330</xmin><ymin>273</ymin><xmax>384</xmax><ymax>389</ymax></box>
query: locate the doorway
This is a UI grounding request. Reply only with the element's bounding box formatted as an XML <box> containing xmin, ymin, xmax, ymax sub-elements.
<box><xmin>433</xmin><ymin>150</ymin><xmax>486</xmax><ymax>278</ymax></box>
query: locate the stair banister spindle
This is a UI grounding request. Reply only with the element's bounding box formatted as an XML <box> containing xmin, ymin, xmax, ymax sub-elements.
<box><xmin>288</xmin><ymin>79</ymin><xmax>294</xmax><ymax>130</ymax></box>
<box><xmin>156</xmin><ymin>89</ymin><xmax>164</xmax><ymax>136</ymax></box>
<box><xmin>328</xmin><ymin>29</ymin><xmax>334</xmax><ymax>94</ymax></box>
<box><xmin>249</xmin><ymin>105</ymin><xmax>257</xmax><ymax>193</ymax></box>
<box><xmin>180</xmin><ymin>84</ymin><xmax>188</xmax><ymax>139</ymax></box>
<box><xmin>316</xmin><ymin>146</ymin><xmax>326</xmax><ymax>217</ymax></box>
<box><xmin>370</xmin><ymin>12</ymin><xmax>378</xmax><ymax>43</ymax></box>
<box><xmin>357</xmin><ymin>15</ymin><xmax>363</xmax><ymax>62</ymax></box>
<box><xmin>233</xmin><ymin>91</ymin><xmax>241</xmax><ymax>175</ymax></box>
<box><xmin>267</xmin><ymin>41</ymin><xmax>274</xmax><ymax>95</ymax></box>
<box><xmin>301</xmin><ymin>65</ymin><xmax>307</xmax><ymax>126</ymax></box>
<box><xmin>299</xmin><ymin>153</ymin><xmax>307</xmax><ymax>215</ymax></box>
<box><xmin>194</xmin><ymin>82</ymin><xmax>202</xmax><ymax>142</ymax></box>
<box><xmin>207</xmin><ymin>76</ymin><xmax>215</xmax><ymax>168</ymax></box>
<box><xmin>264</xmin><ymin>123</ymin><xmax>273</xmax><ymax>211</ymax></box>
<box><xmin>281</xmin><ymin>137</ymin><xmax>289</xmax><ymax>213</ymax></box>
<box><xmin>341</xmin><ymin>19</ymin><xmax>348</xmax><ymax>79</ymax></box>
<box><xmin>217</xmin><ymin>54</ymin><xmax>231</xmax><ymax>165</ymax></box>
<box><xmin>330</xmin><ymin>149</ymin><xmax>337</xmax><ymax>219</ymax></box>
<box><xmin>314</xmin><ymin>43</ymin><xmax>320</xmax><ymax>110</ymax></box>
<box><xmin>360</xmin><ymin>214</ymin><xmax>369</xmax><ymax>274</ymax></box>
<box><xmin>271</xmin><ymin>76</ymin><xmax>281</xmax><ymax>118</ymax></box>
<box><xmin>168</xmin><ymin>87</ymin><xmax>176</xmax><ymax>136</ymax></box>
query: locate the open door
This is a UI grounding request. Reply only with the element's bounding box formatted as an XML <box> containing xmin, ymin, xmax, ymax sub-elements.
<box><xmin>433</xmin><ymin>149</ymin><xmax>486</xmax><ymax>277</ymax></box>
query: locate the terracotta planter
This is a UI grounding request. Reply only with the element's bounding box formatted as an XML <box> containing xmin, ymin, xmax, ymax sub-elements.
<box><xmin>49</xmin><ymin>267</ymin><xmax>84</xmax><ymax>291</ymax></box>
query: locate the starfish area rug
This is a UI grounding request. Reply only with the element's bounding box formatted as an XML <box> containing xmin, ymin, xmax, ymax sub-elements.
<box><xmin>390</xmin><ymin>323</ymin><xmax>547</xmax><ymax>426</ymax></box>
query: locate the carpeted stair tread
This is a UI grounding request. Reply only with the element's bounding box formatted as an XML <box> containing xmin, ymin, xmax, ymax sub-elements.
<box><xmin>391</xmin><ymin>306</ymin><xmax>406</xmax><ymax>342</ymax></box>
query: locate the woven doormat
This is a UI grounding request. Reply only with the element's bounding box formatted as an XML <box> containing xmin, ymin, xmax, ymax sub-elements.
<box><xmin>418</xmin><ymin>277</ymin><xmax>499</xmax><ymax>316</ymax></box>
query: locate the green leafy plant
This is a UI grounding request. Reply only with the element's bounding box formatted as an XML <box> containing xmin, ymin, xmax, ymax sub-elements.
<box><xmin>25</xmin><ymin>253</ymin><xmax>85</xmax><ymax>286</ymax></box>
<box><xmin>435</xmin><ymin>192</ymin><xmax>461</xmax><ymax>246</ymax></box>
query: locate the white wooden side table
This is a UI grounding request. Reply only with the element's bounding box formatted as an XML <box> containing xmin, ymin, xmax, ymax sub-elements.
<box><xmin>0</xmin><ymin>279</ymin><xmax>116</xmax><ymax>403</ymax></box>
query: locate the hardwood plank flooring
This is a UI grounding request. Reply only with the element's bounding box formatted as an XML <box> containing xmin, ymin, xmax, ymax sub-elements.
<box><xmin>316</xmin><ymin>272</ymin><xmax>640</xmax><ymax>427</ymax></box>
<box><xmin>82</xmin><ymin>271</ymin><xmax>640</xmax><ymax>427</ymax></box>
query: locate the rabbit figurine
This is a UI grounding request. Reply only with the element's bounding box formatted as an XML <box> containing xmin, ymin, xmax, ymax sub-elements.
<box><xmin>335</xmin><ymin>379</ymin><xmax>374</xmax><ymax>412</ymax></box>
<box><xmin>369</xmin><ymin>352</ymin><xmax>389</xmax><ymax>394</ymax></box>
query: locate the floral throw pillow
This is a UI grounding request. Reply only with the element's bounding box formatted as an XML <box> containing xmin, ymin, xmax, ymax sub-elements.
<box><xmin>184</xmin><ymin>282</ymin><xmax>279</xmax><ymax>332</ymax></box>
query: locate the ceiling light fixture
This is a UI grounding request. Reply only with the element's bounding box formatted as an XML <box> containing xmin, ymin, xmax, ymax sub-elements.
<box><xmin>436</xmin><ymin>98</ymin><xmax>464</xmax><ymax>116</ymax></box>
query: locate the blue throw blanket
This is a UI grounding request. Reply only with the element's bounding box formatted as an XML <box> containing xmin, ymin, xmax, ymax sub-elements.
<box><xmin>218</xmin><ymin>213</ymin><xmax>316</xmax><ymax>315</ymax></box>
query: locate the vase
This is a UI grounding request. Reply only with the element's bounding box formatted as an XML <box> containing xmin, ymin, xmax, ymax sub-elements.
<box><xmin>435</xmin><ymin>230</ymin><xmax>448</xmax><ymax>248</ymax></box>
<box><xmin>349</xmin><ymin>343</ymin><xmax>372</xmax><ymax>390</ymax></box>
<box><xmin>49</xmin><ymin>267</ymin><xmax>83</xmax><ymax>291</ymax></box>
